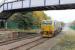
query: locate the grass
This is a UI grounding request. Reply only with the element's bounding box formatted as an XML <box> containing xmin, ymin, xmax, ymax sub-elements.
<box><xmin>51</xmin><ymin>34</ymin><xmax>75</xmax><ymax>50</ymax></box>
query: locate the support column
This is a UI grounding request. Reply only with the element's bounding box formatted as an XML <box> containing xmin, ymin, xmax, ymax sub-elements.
<box><xmin>0</xmin><ymin>20</ymin><xmax>2</xmax><ymax>28</ymax></box>
<box><xmin>0</xmin><ymin>19</ymin><xmax>5</xmax><ymax>29</ymax></box>
<box><xmin>5</xmin><ymin>21</ymin><xmax>8</xmax><ymax>29</ymax></box>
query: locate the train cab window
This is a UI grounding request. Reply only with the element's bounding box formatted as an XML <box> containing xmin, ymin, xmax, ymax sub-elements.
<box><xmin>42</xmin><ymin>20</ymin><xmax>52</xmax><ymax>25</ymax></box>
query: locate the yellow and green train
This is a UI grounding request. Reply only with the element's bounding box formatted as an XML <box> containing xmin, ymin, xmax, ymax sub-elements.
<box><xmin>41</xmin><ymin>20</ymin><xmax>62</xmax><ymax>37</ymax></box>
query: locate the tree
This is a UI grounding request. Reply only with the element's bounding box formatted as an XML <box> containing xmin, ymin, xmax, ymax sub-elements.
<box><xmin>7</xmin><ymin>11</ymin><xmax>50</xmax><ymax>29</ymax></box>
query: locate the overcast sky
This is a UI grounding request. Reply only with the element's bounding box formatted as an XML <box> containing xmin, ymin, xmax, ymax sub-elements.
<box><xmin>44</xmin><ymin>9</ymin><xmax>75</xmax><ymax>23</ymax></box>
<box><xmin>0</xmin><ymin>0</ymin><xmax>75</xmax><ymax>23</ymax></box>
<box><xmin>0</xmin><ymin>0</ymin><xmax>3</xmax><ymax>5</ymax></box>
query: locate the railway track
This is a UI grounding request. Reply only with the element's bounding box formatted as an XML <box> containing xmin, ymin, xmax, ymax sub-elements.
<box><xmin>0</xmin><ymin>34</ymin><xmax>39</xmax><ymax>46</ymax></box>
<box><xmin>10</xmin><ymin>37</ymin><xmax>49</xmax><ymax>50</ymax></box>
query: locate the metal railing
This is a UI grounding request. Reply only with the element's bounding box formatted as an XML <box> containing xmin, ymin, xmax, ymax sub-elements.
<box><xmin>0</xmin><ymin>0</ymin><xmax>61</xmax><ymax>12</ymax></box>
<box><xmin>0</xmin><ymin>0</ymin><xmax>19</xmax><ymax>12</ymax></box>
<box><xmin>1</xmin><ymin>0</ymin><xmax>75</xmax><ymax>12</ymax></box>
